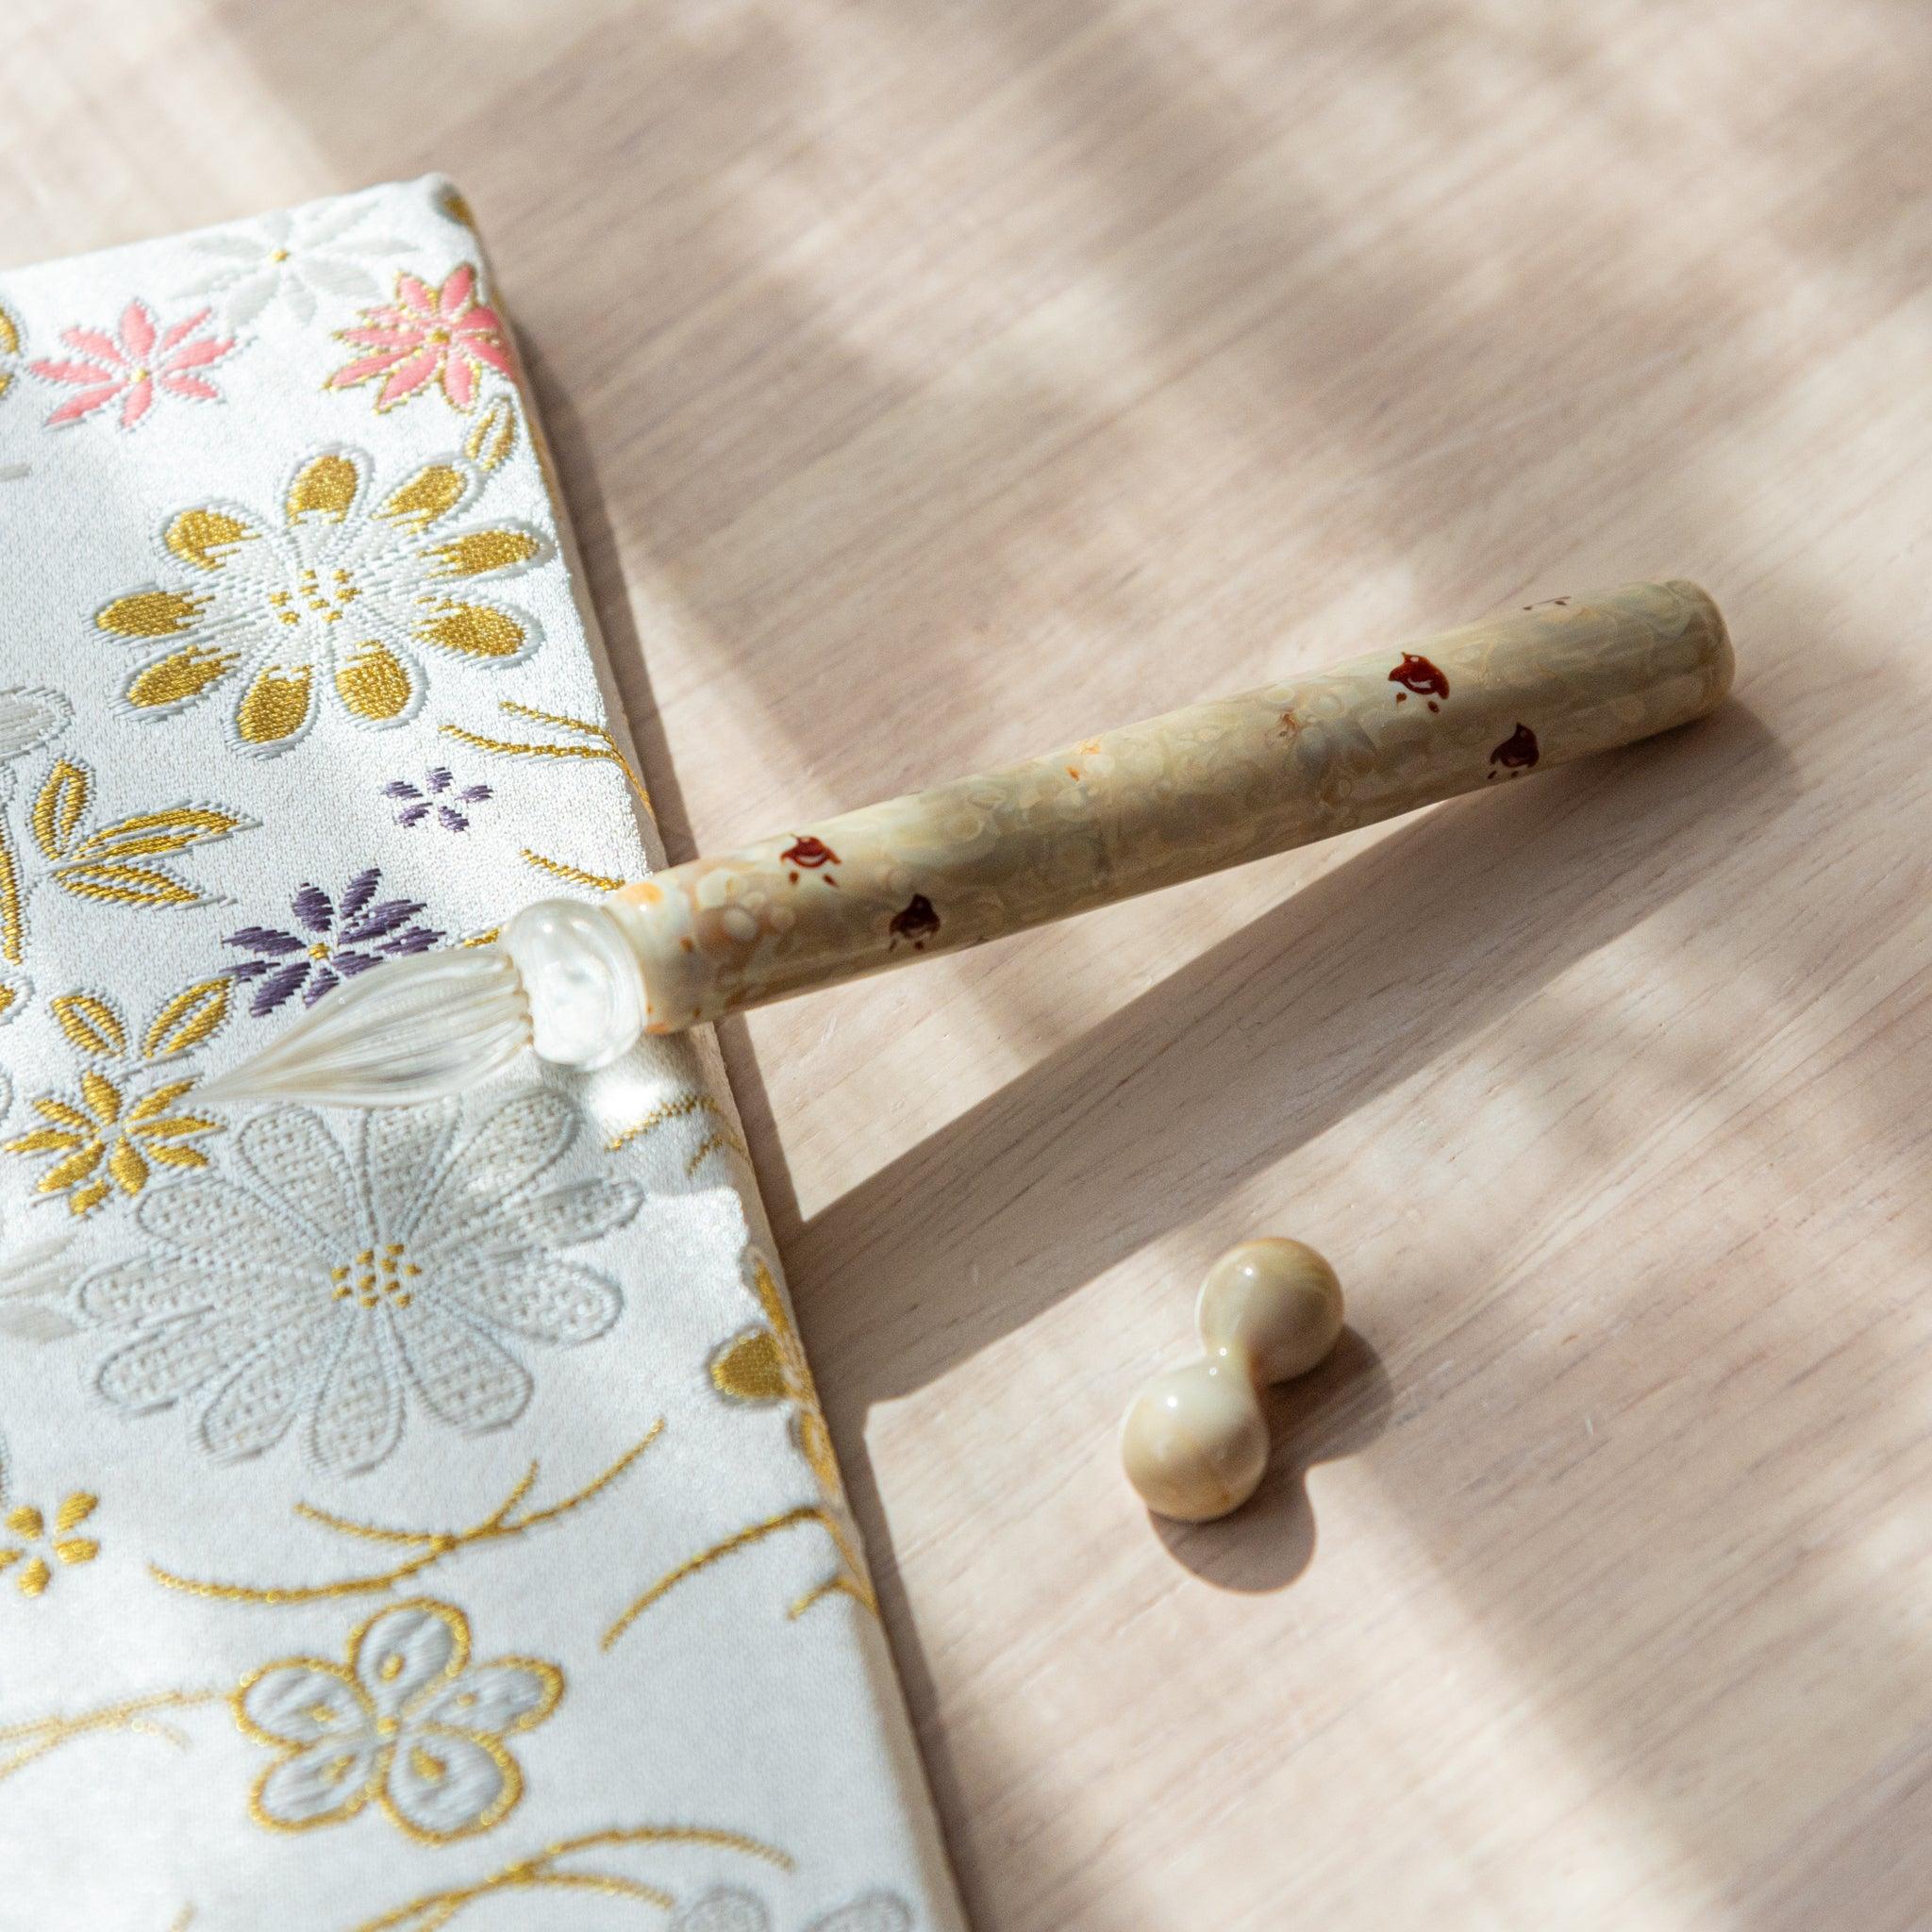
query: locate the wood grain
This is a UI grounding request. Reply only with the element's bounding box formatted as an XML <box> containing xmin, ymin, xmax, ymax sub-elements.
<box><xmin>7</xmin><ymin>4</ymin><xmax>1931</xmax><ymax>1926</ymax></box>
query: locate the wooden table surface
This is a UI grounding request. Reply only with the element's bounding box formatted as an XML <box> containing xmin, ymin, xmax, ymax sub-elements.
<box><xmin>10</xmin><ymin>4</ymin><xmax>1931</xmax><ymax>1926</ymax></box>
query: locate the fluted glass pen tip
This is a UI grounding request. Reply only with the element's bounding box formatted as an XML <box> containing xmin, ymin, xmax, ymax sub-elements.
<box><xmin>193</xmin><ymin>946</ymin><xmax>535</xmax><ymax>1109</ymax></box>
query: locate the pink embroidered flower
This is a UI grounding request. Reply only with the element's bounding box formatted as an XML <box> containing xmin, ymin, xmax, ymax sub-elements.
<box><xmin>325</xmin><ymin>265</ymin><xmax>511</xmax><ymax>413</ymax></box>
<box><xmin>28</xmin><ymin>300</ymin><xmax>237</xmax><ymax>430</ymax></box>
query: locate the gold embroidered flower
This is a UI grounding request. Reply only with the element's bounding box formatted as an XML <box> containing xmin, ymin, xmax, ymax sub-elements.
<box><xmin>0</xmin><ymin>1492</ymin><xmax>99</xmax><ymax>1598</ymax></box>
<box><xmin>96</xmin><ymin>445</ymin><xmax>551</xmax><ymax>758</ymax></box>
<box><xmin>709</xmin><ymin>1255</ymin><xmax>843</xmax><ymax>1504</ymax></box>
<box><xmin>234</xmin><ymin>1598</ymin><xmax>561</xmax><ymax>1842</ymax></box>
<box><xmin>4</xmin><ymin>983</ymin><xmax>228</xmax><ymax>1216</ymax></box>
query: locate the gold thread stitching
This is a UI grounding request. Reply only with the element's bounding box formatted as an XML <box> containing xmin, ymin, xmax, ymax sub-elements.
<box><xmin>606</xmin><ymin>1255</ymin><xmax>877</xmax><ymax>1641</ymax></box>
<box><xmin>520</xmin><ymin>848</ymin><xmax>627</xmax><ymax>892</ymax></box>
<box><xmin>5</xmin><ymin>978</ymin><xmax>229</xmax><ymax>1216</ymax></box>
<box><xmin>604</xmin><ymin>1506</ymin><xmax>864</xmax><ymax>1649</ymax></box>
<box><xmin>0</xmin><ymin>1690</ymin><xmax>223</xmax><ymax>1784</ymax></box>
<box><xmin>684</xmin><ymin>1127</ymin><xmax>748</xmax><ymax>1177</ymax></box>
<box><xmin>0</xmin><ymin>1487</ymin><xmax>100</xmax><ymax>1597</ymax></box>
<box><xmin>0</xmin><ymin>816</ymin><xmax>22</xmax><ymax>964</ymax></box>
<box><xmin>439</xmin><ymin>698</ymin><xmax>654</xmax><ymax>819</ymax></box>
<box><xmin>7</xmin><ymin>756</ymin><xmax>248</xmax><ymax>919</ymax></box>
<box><xmin>605</xmin><ymin>1091</ymin><xmax>717</xmax><ymax>1153</ymax></box>
<box><xmin>151</xmin><ymin>1422</ymin><xmax>663</xmax><ymax>1605</ymax></box>
<box><xmin>352</xmin><ymin>1824</ymin><xmax>791</xmax><ymax>1932</ymax></box>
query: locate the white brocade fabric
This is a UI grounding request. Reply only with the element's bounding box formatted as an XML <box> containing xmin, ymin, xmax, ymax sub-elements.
<box><xmin>0</xmin><ymin>178</ymin><xmax>963</xmax><ymax>1932</ymax></box>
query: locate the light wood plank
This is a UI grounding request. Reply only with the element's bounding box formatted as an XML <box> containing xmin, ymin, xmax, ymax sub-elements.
<box><xmin>8</xmin><ymin>3</ymin><xmax>1931</xmax><ymax>1924</ymax></box>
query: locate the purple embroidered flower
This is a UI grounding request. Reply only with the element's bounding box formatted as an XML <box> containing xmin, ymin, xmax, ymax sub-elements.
<box><xmin>224</xmin><ymin>869</ymin><xmax>442</xmax><ymax>1016</ymax></box>
<box><xmin>384</xmin><ymin>766</ymin><xmax>491</xmax><ymax>832</ymax></box>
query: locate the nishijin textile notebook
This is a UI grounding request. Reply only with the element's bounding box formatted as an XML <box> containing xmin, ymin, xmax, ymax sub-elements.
<box><xmin>0</xmin><ymin>176</ymin><xmax>965</xmax><ymax>1932</ymax></box>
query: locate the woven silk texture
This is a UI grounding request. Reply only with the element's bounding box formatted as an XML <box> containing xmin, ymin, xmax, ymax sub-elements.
<box><xmin>0</xmin><ymin>175</ymin><xmax>964</xmax><ymax>1932</ymax></box>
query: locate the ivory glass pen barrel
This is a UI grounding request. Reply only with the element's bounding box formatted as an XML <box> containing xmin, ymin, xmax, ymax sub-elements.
<box><xmin>614</xmin><ymin>579</ymin><xmax>1731</xmax><ymax>1032</ymax></box>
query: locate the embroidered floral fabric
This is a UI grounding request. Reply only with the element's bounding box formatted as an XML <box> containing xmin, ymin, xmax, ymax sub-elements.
<box><xmin>0</xmin><ymin>177</ymin><xmax>962</xmax><ymax>1932</ymax></box>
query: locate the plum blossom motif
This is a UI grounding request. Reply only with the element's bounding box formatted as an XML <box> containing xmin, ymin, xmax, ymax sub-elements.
<box><xmin>96</xmin><ymin>444</ymin><xmax>551</xmax><ymax>757</ymax></box>
<box><xmin>224</xmin><ymin>867</ymin><xmax>441</xmax><ymax>1015</ymax></box>
<box><xmin>176</xmin><ymin>198</ymin><xmax>415</xmax><ymax>330</ymax></box>
<box><xmin>27</xmin><ymin>300</ymin><xmax>237</xmax><ymax>430</ymax></box>
<box><xmin>0</xmin><ymin>1493</ymin><xmax>100</xmax><ymax>1600</ymax></box>
<box><xmin>385</xmin><ymin>766</ymin><xmax>491</xmax><ymax>832</ymax></box>
<box><xmin>80</xmin><ymin>1091</ymin><xmax>640</xmax><ymax>1473</ymax></box>
<box><xmin>235</xmin><ymin>1597</ymin><xmax>561</xmax><ymax>1841</ymax></box>
<box><xmin>0</xmin><ymin>1438</ymin><xmax>100</xmax><ymax>1601</ymax></box>
<box><xmin>325</xmin><ymin>265</ymin><xmax>512</xmax><ymax>414</ymax></box>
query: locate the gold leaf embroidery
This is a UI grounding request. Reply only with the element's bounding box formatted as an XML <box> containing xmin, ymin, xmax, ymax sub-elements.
<box><xmin>287</xmin><ymin>452</ymin><xmax>360</xmax><ymax>524</ymax></box>
<box><xmin>353</xmin><ymin>1824</ymin><xmax>791</xmax><ymax>1932</ymax></box>
<box><xmin>165</xmin><ymin>508</ymin><xmax>256</xmax><ymax>572</ymax></box>
<box><xmin>143</xmin><ymin>980</ymin><xmax>230</xmax><ymax>1059</ymax></box>
<box><xmin>0</xmin><ymin>818</ymin><xmax>22</xmax><ymax>964</ymax></box>
<box><xmin>55</xmin><ymin>860</ymin><xmax>201</xmax><ymax>908</ymax></box>
<box><xmin>74</xmin><ymin>805</ymin><xmax>245</xmax><ymax>862</ymax></box>
<box><xmin>711</xmin><ymin>1329</ymin><xmax>788</xmax><ymax>1404</ymax></box>
<box><xmin>79</xmin><ymin>1068</ymin><xmax>120</xmax><ymax>1123</ymax></box>
<box><xmin>8</xmin><ymin>755</ymin><xmax>249</xmax><ymax>922</ymax></box>
<box><xmin>462</xmin><ymin>395</ymin><xmax>516</xmax><ymax>473</ymax></box>
<box><xmin>51</xmin><ymin>991</ymin><xmax>125</xmax><ymax>1057</ymax></box>
<box><xmin>152</xmin><ymin>1422</ymin><xmax>662</xmax><ymax>1605</ymax></box>
<box><xmin>424</xmin><ymin>530</ymin><xmax>541</xmax><ymax>579</ymax></box>
<box><xmin>95</xmin><ymin>590</ymin><xmax>204</xmax><ymax>640</ymax></box>
<box><xmin>379</xmin><ymin>463</ymin><xmax>465</xmax><ymax>531</ymax></box>
<box><xmin>30</xmin><ymin>759</ymin><xmax>88</xmax><ymax>859</ymax></box>
<box><xmin>416</xmin><ymin>603</ymin><xmax>525</xmax><ymax>658</ymax></box>
<box><xmin>335</xmin><ymin>640</ymin><xmax>414</xmax><ymax>720</ymax></box>
<box><xmin>236</xmin><ymin>663</ymin><xmax>313</xmax><ymax>743</ymax></box>
<box><xmin>130</xmin><ymin>1077</ymin><xmax>197</xmax><ymax>1117</ymax></box>
<box><xmin>126</xmin><ymin>644</ymin><xmax>238</xmax><ymax>710</ymax></box>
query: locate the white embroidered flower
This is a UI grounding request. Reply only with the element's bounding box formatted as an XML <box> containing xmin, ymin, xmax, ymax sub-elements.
<box><xmin>673</xmin><ymin>1890</ymin><xmax>911</xmax><ymax>1932</ymax></box>
<box><xmin>96</xmin><ymin>445</ymin><xmax>551</xmax><ymax>757</ymax></box>
<box><xmin>235</xmin><ymin>1596</ymin><xmax>561</xmax><ymax>1841</ymax></box>
<box><xmin>178</xmin><ymin>199</ymin><xmax>414</xmax><ymax>330</ymax></box>
<box><xmin>81</xmin><ymin>1090</ymin><xmax>638</xmax><ymax>1472</ymax></box>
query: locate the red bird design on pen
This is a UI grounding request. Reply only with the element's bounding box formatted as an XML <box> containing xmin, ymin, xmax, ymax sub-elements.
<box><xmin>1389</xmin><ymin>652</ymin><xmax>1449</xmax><ymax>711</ymax></box>
<box><xmin>1488</xmin><ymin>723</ymin><xmax>1540</xmax><ymax>776</ymax></box>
